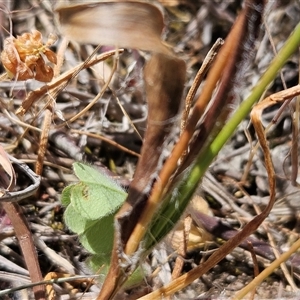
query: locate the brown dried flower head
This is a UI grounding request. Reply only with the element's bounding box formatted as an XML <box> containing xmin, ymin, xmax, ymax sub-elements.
<box><xmin>1</xmin><ymin>30</ymin><xmax>57</xmax><ymax>82</ymax></box>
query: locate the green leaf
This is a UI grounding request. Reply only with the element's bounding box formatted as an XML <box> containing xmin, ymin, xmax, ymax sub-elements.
<box><xmin>64</xmin><ymin>203</ymin><xmax>91</xmax><ymax>235</ymax></box>
<box><xmin>62</xmin><ymin>162</ymin><xmax>127</xmax><ymax>260</ymax></box>
<box><xmin>64</xmin><ymin>199</ymin><xmax>117</xmax><ymax>256</ymax></box>
<box><xmin>73</xmin><ymin>162</ymin><xmax>122</xmax><ymax>191</ymax></box>
<box><xmin>70</xmin><ymin>162</ymin><xmax>127</xmax><ymax>220</ymax></box>
<box><xmin>79</xmin><ymin>212</ymin><xmax>116</xmax><ymax>255</ymax></box>
<box><xmin>61</xmin><ymin>184</ymin><xmax>74</xmax><ymax>206</ymax></box>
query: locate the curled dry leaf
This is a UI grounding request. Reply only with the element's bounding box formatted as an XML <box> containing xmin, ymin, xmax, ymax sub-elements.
<box><xmin>55</xmin><ymin>0</ymin><xmax>171</xmax><ymax>55</ymax></box>
<box><xmin>1</xmin><ymin>30</ymin><xmax>57</xmax><ymax>82</ymax></box>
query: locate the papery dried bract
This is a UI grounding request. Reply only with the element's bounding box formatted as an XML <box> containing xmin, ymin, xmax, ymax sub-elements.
<box><xmin>1</xmin><ymin>43</ymin><xmax>33</xmax><ymax>80</ymax></box>
<box><xmin>0</xmin><ymin>30</ymin><xmax>57</xmax><ymax>82</ymax></box>
<box><xmin>34</xmin><ymin>57</ymin><xmax>54</xmax><ymax>82</ymax></box>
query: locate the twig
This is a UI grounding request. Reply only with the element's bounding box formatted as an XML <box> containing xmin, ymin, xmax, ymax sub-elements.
<box><xmin>0</xmin><ymin>274</ymin><xmax>100</xmax><ymax>297</ymax></box>
<box><xmin>247</xmin><ymin>241</ymin><xmax>258</xmax><ymax>300</ymax></box>
<box><xmin>180</xmin><ymin>38</ymin><xmax>224</xmax><ymax>133</ymax></box>
<box><xmin>35</xmin><ymin>108</ymin><xmax>52</xmax><ymax>176</ymax></box>
<box><xmin>171</xmin><ymin>215</ymin><xmax>192</xmax><ymax>280</ymax></box>
<box><xmin>234</xmin><ymin>238</ymin><xmax>300</xmax><ymax>299</ymax></box>
<box><xmin>0</xmin><ymin>155</ymin><xmax>44</xmax><ymax>299</ymax></box>
<box><xmin>2</xmin><ymin>203</ymin><xmax>45</xmax><ymax>299</ymax></box>
<box><xmin>71</xmin><ymin>129</ymin><xmax>140</xmax><ymax>158</ymax></box>
<box><xmin>16</xmin><ymin>49</ymin><xmax>123</xmax><ymax>116</ymax></box>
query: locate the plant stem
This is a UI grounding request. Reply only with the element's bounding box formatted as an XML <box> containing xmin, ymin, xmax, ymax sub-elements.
<box><xmin>3</xmin><ymin>202</ymin><xmax>45</xmax><ymax>299</ymax></box>
<box><xmin>204</xmin><ymin>21</ymin><xmax>300</xmax><ymax>171</ymax></box>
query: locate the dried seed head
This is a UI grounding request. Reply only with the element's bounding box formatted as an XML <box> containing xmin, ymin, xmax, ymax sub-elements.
<box><xmin>1</xmin><ymin>30</ymin><xmax>57</xmax><ymax>82</ymax></box>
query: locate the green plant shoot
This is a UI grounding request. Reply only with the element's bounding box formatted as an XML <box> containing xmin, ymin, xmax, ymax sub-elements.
<box><xmin>61</xmin><ymin>162</ymin><xmax>127</xmax><ymax>267</ymax></box>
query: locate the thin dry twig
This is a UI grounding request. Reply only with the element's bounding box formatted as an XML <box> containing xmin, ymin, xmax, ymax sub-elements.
<box><xmin>70</xmin><ymin>129</ymin><xmax>140</xmax><ymax>158</ymax></box>
<box><xmin>171</xmin><ymin>215</ymin><xmax>192</xmax><ymax>280</ymax></box>
<box><xmin>65</xmin><ymin>51</ymin><xmax>119</xmax><ymax>126</ymax></box>
<box><xmin>2</xmin><ymin>202</ymin><xmax>45</xmax><ymax>299</ymax></box>
<box><xmin>180</xmin><ymin>37</ymin><xmax>224</xmax><ymax>134</ymax></box>
<box><xmin>16</xmin><ymin>49</ymin><xmax>123</xmax><ymax>116</ymax></box>
<box><xmin>0</xmin><ymin>155</ymin><xmax>44</xmax><ymax>299</ymax></box>
<box><xmin>35</xmin><ymin>108</ymin><xmax>52</xmax><ymax>176</ymax></box>
<box><xmin>234</xmin><ymin>237</ymin><xmax>300</xmax><ymax>299</ymax></box>
<box><xmin>247</xmin><ymin>241</ymin><xmax>259</xmax><ymax>300</ymax></box>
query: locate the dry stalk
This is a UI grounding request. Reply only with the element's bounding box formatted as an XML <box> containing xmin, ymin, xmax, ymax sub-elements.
<box><xmin>35</xmin><ymin>108</ymin><xmax>52</xmax><ymax>176</ymax></box>
<box><xmin>70</xmin><ymin>129</ymin><xmax>140</xmax><ymax>158</ymax></box>
<box><xmin>16</xmin><ymin>50</ymin><xmax>122</xmax><ymax>116</ymax></box>
<box><xmin>2</xmin><ymin>202</ymin><xmax>46</xmax><ymax>299</ymax></box>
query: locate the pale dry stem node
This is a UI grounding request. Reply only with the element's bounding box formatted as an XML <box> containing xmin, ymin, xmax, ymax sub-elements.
<box><xmin>1</xmin><ymin>30</ymin><xmax>57</xmax><ymax>82</ymax></box>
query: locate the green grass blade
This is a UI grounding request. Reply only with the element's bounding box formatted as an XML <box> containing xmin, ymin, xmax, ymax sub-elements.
<box><xmin>209</xmin><ymin>22</ymin><xmax>300</xmax><ymax>164</ymax></box>
<box><xmin>144</xmin><ymin>22</ymin><xmax>300</xmax><ymax>251</ymax></box>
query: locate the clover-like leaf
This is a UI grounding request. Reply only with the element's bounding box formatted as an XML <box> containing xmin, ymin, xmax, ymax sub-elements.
<box><xmin>64</xmin><ymin>203</ymin><xmax>116</xmax><ymax>256</ymax></box>
<box><xmin>61</xmin><ymin>162</ymin><xmax>127</xmax><ymax>259</ymax></box>
<box><xmin>61</xmin><ymin>184</ymin><xmax>74</xmax><ymax>206</ymax></box>
<box><xmin>70</xmin><ymin>163</ymin><xmax>127</xmax><ymax>220</ymax></box>
<box><xmin>64</xmin><ymin>203</ymin><xmax>88</xmax><ymax>235</ymax></box>
<box><xmin>79</xmin><ymin>212</ymin><xmax>116</xmax><ymax>255</ymax></box>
